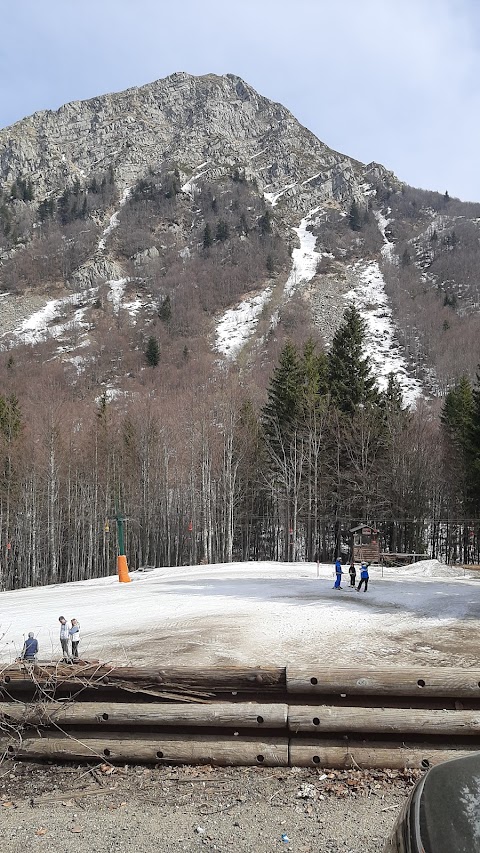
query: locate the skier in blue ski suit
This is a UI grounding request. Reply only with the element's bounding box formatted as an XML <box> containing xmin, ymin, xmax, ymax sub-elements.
<box><xmin>333</xmin><ymin>558</ymin><xmax>343</xmax><ymax>589</ymax></box>
<box><xmin>357</xmin><ymin>562</ymin><xmax>369</xmax><ymax>592</ymax></box>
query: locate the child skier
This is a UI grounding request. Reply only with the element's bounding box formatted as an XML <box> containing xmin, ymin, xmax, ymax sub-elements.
<box><xmin>357</xmin><ymin>562</ymin><xmax>369</xmax><ymax>592</ymax></box>
<box><xmin>69</xmin><ymin>618</ymin><xmax>80</xmax><ymax>659</ymax></box>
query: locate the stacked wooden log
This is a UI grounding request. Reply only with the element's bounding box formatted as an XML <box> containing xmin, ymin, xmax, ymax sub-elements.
<box><xmin>1</xmin><ymin>663</ymin><xmax>479</xmax><ymax>768</ymax></box>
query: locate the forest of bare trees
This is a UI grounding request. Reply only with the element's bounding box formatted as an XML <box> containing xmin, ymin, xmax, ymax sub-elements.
<box><xmin>0</xmin><ymin>303</ymin><xmax>478</xmax><ymax>592</ymax></box>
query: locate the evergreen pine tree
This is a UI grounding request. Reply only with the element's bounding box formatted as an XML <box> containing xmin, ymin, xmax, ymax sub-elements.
<box><xmin>382</xmin><ymin>374</ymin><xmax>405</xmax><ymax>413</ymax></box>
<box><xmin>164</xmin><ymin>171</ymin><xmax>180</xmax><ymax>198</ymax></box>
<box><xmin>262</xmin><ymin>341</ymin><xmax>303</xmax><ymax>451</ymax></box>
<box><xmin>203</xmin><ymin>223</ymin><xmax>213</xmax><ymax>249</ymax></box>
<box><xmin>466</xmin><ymin>371</ymin><xmax>480</xmax><ymax>513</ymax></box>
<box><xmin>300</xmin><ymin>338</ymin><xmax>329</xmax><ymax>416</ymax></box>
<box><xmin>96</xmin><ymin>391</ymin><xmax>109</xmax><ymax>425</ymax></box>
<box><xmin>58</xmin><ymin>189</ymin><xmax>71</xmax><ymax>225</ymax></box>
<box><xmin>258</xmin><ymin>210</ymin><xmax>272</xmax><ymax>235</ymax></box>
<box><xmin>158</xmin><ymin>294</ymin><xmax>172</xmax><ymax>323</ymax></box>
<box><xmin>24</xmin><ymin>181</ymin><xmax>34</xmax><ymax>202</ymax></box>
<box><xmin>348</xmin><ymin>201</ymin><xmax>362</xmax><ymax>232</ymax></box>
<box><xmin>327</xmin><ymin>305</ymin><xmax>377</xmax><ymax>415</ymax></box>
<box><xmin>441</xmin><ymin>376</ymin><xmax>473</xmax><ymax>448</ymax></box>
<box><xmin>145</xmin><ymin>336</ymin><xmax>160</xmax><ymax>367</ymax></box>
<box><xmin>216</xmin><ymin>219</ymin><xmax>229</xmax><ymax>242</ymax></box>
<box><xmin>441</xmin><ymin>375</ymin><xmax>476</xmax><ymax>514</ymax></box>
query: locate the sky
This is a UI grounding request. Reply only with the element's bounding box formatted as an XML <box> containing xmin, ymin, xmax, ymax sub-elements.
<box><xmin>1</xmin><ymin>0</ymin><xmax>480</xmax><ymax>201</ymax></box>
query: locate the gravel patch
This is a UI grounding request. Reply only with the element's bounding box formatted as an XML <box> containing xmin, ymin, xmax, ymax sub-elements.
<box><xmin>0</xmin><ymin>762</ymin><xmax>418</xmax><ymax>852</ymax></box>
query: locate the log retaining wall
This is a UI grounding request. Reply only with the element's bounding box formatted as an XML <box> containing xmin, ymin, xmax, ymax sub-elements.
<box><xmin>1</xmin><ymin>663</ymin><xmax>479</xmax><ymax>769</ymax></box>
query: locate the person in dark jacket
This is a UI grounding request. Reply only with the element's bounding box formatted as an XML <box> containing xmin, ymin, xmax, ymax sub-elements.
<box><xmin>357</xmin><ymin>562</ymin><xmax>369</xmax><ymax>592</ymax></box>
<box><xmin>348</xmin><ymin>563</ymin><xmax>356</xmax><ymax>587</ymax></box>
<box><xmin>22</xmin><ymin>632</ymin><xmax>38</xmax><ymax>661</ymax></box>
<box><xmin>333</xmin><ymin>558</ymin><xmax>343</xmax><ymax>589</ymax></box>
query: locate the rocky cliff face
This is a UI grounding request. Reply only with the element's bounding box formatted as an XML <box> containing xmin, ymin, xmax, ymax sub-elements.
<box><xmin>0</xmin><ymin>72</ymin><xmax>397</xmax><ymax>215</ymax></box>
<box><xmin>0</xmin><ymin>72</ymin><xmax>478</xmax><ymax>399</ymax></box>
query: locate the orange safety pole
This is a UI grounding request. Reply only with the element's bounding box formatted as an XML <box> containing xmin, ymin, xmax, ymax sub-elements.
<box><xmin>116</xmin><ymin>511</ymin><xmax>131</xmax><ymax>583</ymax></box>
<box><xmin>117</xmin><ymin>554</ymin><xmax>131</xmax><ymax>583</ymax></box>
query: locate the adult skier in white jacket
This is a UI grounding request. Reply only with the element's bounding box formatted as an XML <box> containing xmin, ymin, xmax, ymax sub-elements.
<box><xmin>59</xmin><ymin>616</ymin><xmax>70</xmax><ymax>662</ymax></box>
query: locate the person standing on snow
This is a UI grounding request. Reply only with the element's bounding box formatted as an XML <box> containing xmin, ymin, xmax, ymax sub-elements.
<box><xmin>69</xmin><ymin>618</ymin><xmax>80</xmax><ymax>659</ymax></box>
<box><xmin>348</xmin><ymin>562</ymin><xmax>356</xmax><ymax>587</ymax></box>
<box><xmin>357</xmin><ymin>562</ymin><xmax>370</xmax><ymax>592</ymax></box>
<box><xmin>333</xmin><ymin>558</ymin><xmax>343</xmax><ymax>589</ymax></box>
<box><xmin>59</xmin><ymin>616</ymin><xmax>70</xmax><ymax>662</ymax></box>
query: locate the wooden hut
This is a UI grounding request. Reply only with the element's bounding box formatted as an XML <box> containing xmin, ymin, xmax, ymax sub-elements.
<box><xmin>350</xmin><ymin>524</ymin><xmax>380</xmax><ymax>564</ymax></box>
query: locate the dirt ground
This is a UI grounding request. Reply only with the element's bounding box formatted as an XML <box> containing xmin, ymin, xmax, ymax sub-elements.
<box><xmin>0</xmin><ymin>761</ymin><xmax>419</xmax><ymax>853</ymax></box>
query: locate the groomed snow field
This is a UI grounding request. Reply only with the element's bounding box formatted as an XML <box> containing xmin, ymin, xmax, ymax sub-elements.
<box><xmin>1</xmin><ymin>560</ymin><xmax>479</xmax><ymax>670</ymax></box>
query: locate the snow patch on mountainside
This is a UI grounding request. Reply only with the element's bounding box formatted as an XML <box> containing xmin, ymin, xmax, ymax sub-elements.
<box><xmin>181</xmin><ymin>162</ymin><xmax>210</xmax><ymax>195</ymax></box>
<box><xmin>107</xmin><ymin>278</ymin><xmax>129</xmax><ymax>314</ymax></box>
<box><xmin>215</xmin><ymin>208</ymin><xmax>332</xmax><ymax>360</ymax></box>
<box><xmin>6</xmin><ymin>277</ymin><xmax>142</xmax><ymax>347</ymax></box>
<box><xmin>345</xmin><ymin>261</ymin><xmax>422</xmax><ymax>406</ymax></box>
<box><xmin>374</xmin><ymin>209</ymin><xmax>396</xmax><ymax>262</ymax></box>
<box><xmin>98</xmin><ymin>187</ymin><xmax>131</xmax><ymax>251</ymax></box>
<box><xmin>215</xmin><ymin>287</ymin><xmax>273</xmax><ymax>359</ymax></box>
<box><xmin>285</xmin><ymin>207</ymin><xmax>330</xmax><ymax>296</ymax></box>
<box><xmin>11</xmin><ymin>290</ymin><xmax>95</xmax><ymax>345</ymax></box>
<box><xmin>264</xmin><ymin>181</ymin><xmax>297</xmax><ymax>207</ymax></box>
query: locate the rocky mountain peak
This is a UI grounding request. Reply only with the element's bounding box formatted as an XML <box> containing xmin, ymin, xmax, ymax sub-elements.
<box><xmin>0</xmin><ymin>72</ymin><xmax>373</xmax><ymax>216</ymax></box>
<box><xmin>1</xmin><ymin>71</ymin><xmax>478</xmax><ymax>403</ymax></box>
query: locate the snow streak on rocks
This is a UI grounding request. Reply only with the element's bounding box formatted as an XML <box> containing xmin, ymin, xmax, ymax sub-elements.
<box><xmin>107</xmin><ymin>278</ymin><xmax>129</xmax><ymax>314</ymax></box>
<box><xmin>285</xmin><ymin>207</ymin><xmax>326</xmax><ymax>296</ymax></box>
<box><xmin>374</xmin><ymin>209</ymin><xmax>396</xmax><ymax>262</ymax></box>
<box><xmin>264</xmin><ymin>181</ymin><xmax>298</xmax><ymax>207</ymax></box>
<box><xmin>98</xmin><ymin>187</ymin><xmax>131</xmax><ymax>251</ymax></box>
<box><xmin>345</xmin><ymin>261</ymin><xmax>422</xmax><ymax>406</ymax></box>
<box><xmin>215</xmin><ymin>287</ymin><xmax>272</xmax><ymax>359</ymax></box>
<box><xmin>11</xmin><ymin>290</ymin><xmax>95</xmax><ymax>345</ymax></box>
<box><xmin>181</xmin><ymin>162</ymin><xmax>210</xmax><ymax>196</ymax></box>
<box><xmin>215</xmin><ymin>208</ymin><xmax>326</xmax><ymax>360</ymax></box>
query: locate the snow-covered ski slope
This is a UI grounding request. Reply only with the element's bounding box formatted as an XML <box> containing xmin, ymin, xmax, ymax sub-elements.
<box><xmin>1</xmin><ymin>560</ymin><xmax>478</xmax><ymax>670</ymax></box>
